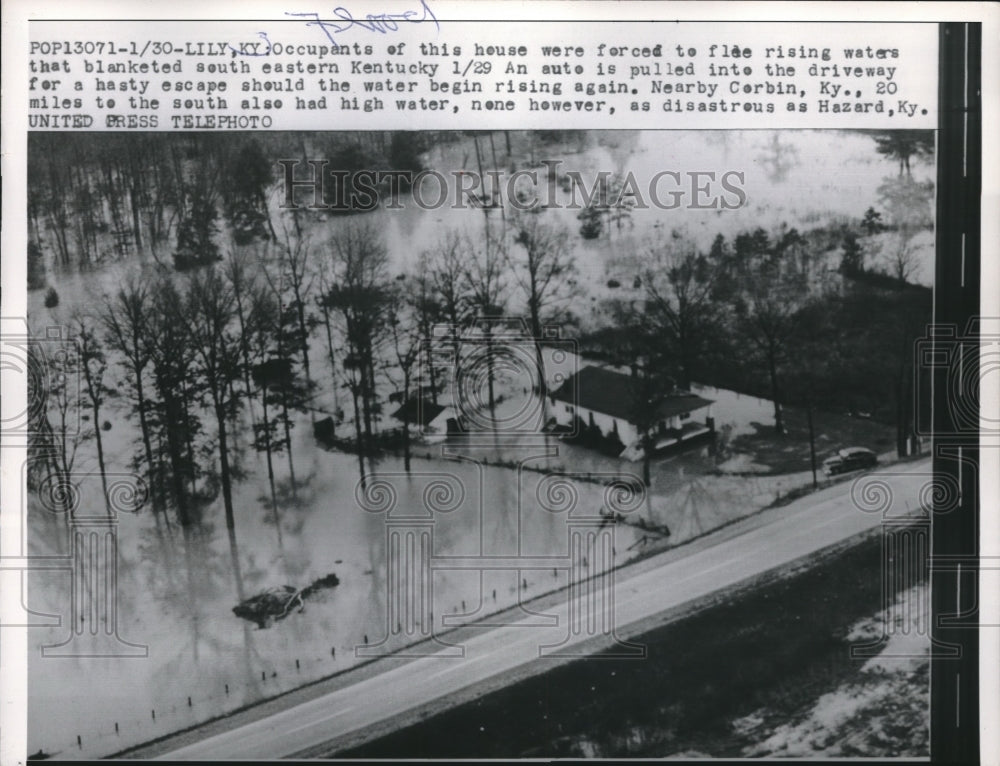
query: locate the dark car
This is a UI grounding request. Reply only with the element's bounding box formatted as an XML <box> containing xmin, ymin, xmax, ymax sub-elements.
<box><xmin>822</xmin><ymin>447</ymin><xmax>878</xmax><ymax>476</ymax></box>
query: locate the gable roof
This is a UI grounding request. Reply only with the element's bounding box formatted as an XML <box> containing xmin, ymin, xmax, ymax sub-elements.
<box><xmin>550</xmin><ymin>366</ymin><xmax>712</xmax><ymax>424</ymax></box>
<box><xmin>391</xmin><ymin>398</ymin><xmax>447</xmax><ymax>427</ymax></box>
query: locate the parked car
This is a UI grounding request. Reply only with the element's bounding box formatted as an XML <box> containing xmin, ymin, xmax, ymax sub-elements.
<box><xmin>822</xmin><ymin>447</ymin><xmax>878</xmax><ymax>476</ymax></box>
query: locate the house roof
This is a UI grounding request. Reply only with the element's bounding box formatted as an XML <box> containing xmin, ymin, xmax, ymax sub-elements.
<box><xmin>391</xmin><ymin>398</ymin><xmax>447</xmax><ymax>427</ymax></box>
<box><xmin>550</xmin><ymin>366</ymin><xmax>713</xmax><ymax>424</ymax></box>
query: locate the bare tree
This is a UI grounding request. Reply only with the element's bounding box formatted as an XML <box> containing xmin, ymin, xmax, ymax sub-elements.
<box><xmin>873</xmin><ymin>130</ymin><xmax>934</xmax><ymax>178</ymax></box>
<box><xmin>409</xmin><ymin>251</ymin><xmax>445</xmax><ymax>405</ymax></box>
<box><xmin>461</xmin><ymin>231</ymin><xmax>509</xmax><ymax>418</ymax></box>
<box><xmin>730</xmin><ymin>232</ymin><xmax>809</xmax><ymax>434</ymax></box>
<box><xmin>244</xmin><ymin>282</ymin><xmax>286</xmax><ymax>545</ymax></box>
<box><xmin>182</xmin><ymin>267</ymin><xmax>247</xmax><ymax>597</ymax></box>
<box><xmin>322</xmin><ymin>219</ymin><xmax>392</xmax><ymax>486</ymax></box>
<box><xmin>276</xmin><ymin>223</ymin><xmax>318</xmax><ymax>413</ymax></box>
<box><xmin>183</xmin><ymin>268</ymin><xmax>243</xmax><ymax>529</ymax></box>
<box><xmin>73</xmin><ymin>314</ymin><xmax>112</xmax><ymax>516</ymax></box>
<box><xmin>508</xmin><ymin>212</ymin><xmax>578</xmax><ymax>400</ymax></box>
<box><xmin>35</xmin><ymin>336</ymin><xmax>87</xmax><ymax>516</ymax></box>
<box><xmin>101</xmin><ymin>276</ymin><xmax>165</xmax><ymax>522</ymax></box>
<box><xmin>427</xmin><ymin>231</ymin><xmax>470</xmax><ymax>367</ymax></box>
<box><xmin>878</xmin><ymin>175</ymin><xmax>933</xmax><ymax>284</ymax></box>
<box><xmin>639</xmin><ymin>234</ymin><xmax>719</xmax><ymax>390</ymax></box>
<box><xmin>386</xmin><ymin>292</ymin><xmax>423</xmax><ymax>472</ymax></box>
<box><xmin>756</xmin><ymin>132</ymin><xmax>800</xmax><ymax>183</ymax></box>
<box><xmin>223</xmin><ymin>246</ymin><xmax>264</xmax><ymax>427</ymax></box>
<box><xmin>315</xmin><ymin>259</ymin><xmax>342</xmax><ymax>418</ymax></box>
<box><xmin>259</xmin><ymin>263</ymin><xmax>305</xmax><ymax>500</ymax></box>
<box><xmin>146</xmin><ymin>277</ymin><xmax>201</xmax><ymax>527</ymax></box>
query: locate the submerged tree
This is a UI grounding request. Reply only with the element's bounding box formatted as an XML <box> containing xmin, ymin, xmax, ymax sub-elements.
<box><xmin>223</xmin><ymin>139</ymin><xmax>276</xmax><ymax>244</ymax></box>
<box><xmin>275</xmin><ymin>225</ymin><xmax>318</xmax><ymax>413</ymax></box>
<box><xmin>245</xmin><ymin>282</ymin><xmax>293</xmax><ymax>540</ymax></box>
<box><xmin>322</xmin><ymin>218</ymin><xmax>392</xmax><ymax>485</ymax></box>
<box><xmin>409</xmin><ymin>251</ymin><xmax>445</xmax><ymax>406</ymax></box>
<box><xmin>174</xmin><ymin>189</ymin><xmax>221</xmax><ymax>271</ymax></box>
<box><xmin>35</xmin><ymin>335</ymin><xmax>87</xmax><ymax>517</ymax></box>
<box><xmin>840</xmin><ymin>232</ymin><xmax>865</xmax><ymax>276</ymax></box>
<box><xmin>101</xmin><ymin>276</ymin><xmax>165</xmax><ymax>522</ymax></box>
<box><xmin>877</xmin><ymin>175</ymin><xmax>934</xmax><ymax>283</ymax></box>
<box><xmin>73</xmin><ymin>314</ymin><xmax>113</xmax><ymax>516</ymax></box>
<box><xmin>577</xmin><ymin>203</ymin><xmax>604</xmax><ymax>240</ymax></box>
<box><xmin>427</xmin><ymin>232</ymin><xmax>471</xmax><ymax>367</ymax></box>
<box><xmin>386</xmin><ymin>293</ymin><xmax>423</xmax><ymax>472</ymax></box>
<box><xmin>146</xmin><ymin>277</ymin><xmax>201</xmax><ymax>527</ymax></box>
<box><xmin>639</xmin><ymin>233</ymin><xmax>719</xmax><ymax>390</ymax></box>
<box><xmin>872</xmin><ymin>130</ymin><xmax>934</xmax><ymax>178</ymax></box>
<box><xmin>461</xmin><ymin>231</ymin><xmax>508</xmax><ymax>420</ymax></box>
<box><xmin>727</xmin><ymin>229</ymin><xmax>810</xmax><ymax>434</ymax></box>
<box><xmin>508</xmin><ymin>212</ymin><xmax>578</xmax><ymax>402</ymax></box>
<box><xmin>183</xmin><ymin>266</ymin><xmax>247</xmax><ymax>595</ymax></box>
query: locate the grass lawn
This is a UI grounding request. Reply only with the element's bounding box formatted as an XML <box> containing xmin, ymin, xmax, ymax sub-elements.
<box><xmin>724</xmin><ymin>404</ymin><xmax>897</xmax><ymax>475</ymax></box>
<box><xmin>336</xmin><ymin>530</ymin><xmax>926</xmax><ymax>758</ymax></box>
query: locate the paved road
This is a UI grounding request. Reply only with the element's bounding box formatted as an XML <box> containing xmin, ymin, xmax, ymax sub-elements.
<box><xmin>161</xmin><ymin>459</ymin><xmax>930</xmax><ymax>760</ymax></box>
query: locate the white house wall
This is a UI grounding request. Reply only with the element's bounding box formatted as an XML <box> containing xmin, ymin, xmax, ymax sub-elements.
<box><xmin>553</xmin><ymin>401</ymin><xmax>713</xmax><ymax>447</ymax></box>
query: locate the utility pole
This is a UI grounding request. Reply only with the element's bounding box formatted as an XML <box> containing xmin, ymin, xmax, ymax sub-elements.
<box><xmin>807</xmin><ymin>405</ymin><xmax>818</xmax><ymax>489</ymax></box>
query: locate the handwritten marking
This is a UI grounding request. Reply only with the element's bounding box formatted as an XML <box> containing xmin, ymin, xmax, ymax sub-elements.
<box><xmin>288</xmin><ymin>0</ymin><xmax>439</xmax><ymax>43</ymax></box>
<box><xmin>228</xmin><ymin>32</ymin><xmax>273</xmax><ymax>58</ymax></box>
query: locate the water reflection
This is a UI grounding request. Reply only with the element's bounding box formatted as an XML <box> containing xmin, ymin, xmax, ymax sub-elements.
<box><xmin>29</xmin><ymin>435</ymin><xmax>652</xmax><ymax>757</ymax></box>
<box><xmin>26</xmin><ymin>129</ymin><xmax>908</xmax><ymax>757</ymax></box>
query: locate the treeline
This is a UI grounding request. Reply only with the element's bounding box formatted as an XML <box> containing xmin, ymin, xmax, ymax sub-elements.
<box><xmin>26</xmin><ymin>129</ymin><xmax>935</xmax><ymax>541</ymax></box>
<box><xmin>28</xmin><ymin>194</ymin><xmax>580</xmax><ymax>549</ymax></box>
<box><xmin>584</xmin><ymin>222</ymin><xmax>931</xmax><ymax>467</ymax></box>
<box><xmin>26</xmin><ymin>131</ymin><xmax>440</xmax><ymax>285</ymax></box>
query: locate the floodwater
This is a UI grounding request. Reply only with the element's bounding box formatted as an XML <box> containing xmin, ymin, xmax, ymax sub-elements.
<box><xmin>25</xmin><ymin>387</ymin><xmax>651</xmax><ymax>759</ymax></box>
<box><xmin>23</xmin><ymin>128</ymin><xmax>924</xmax><ymax>759</ymax></box>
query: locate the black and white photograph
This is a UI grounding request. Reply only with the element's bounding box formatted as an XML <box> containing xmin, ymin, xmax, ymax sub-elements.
<box><xmin>1</xmin><ymin>4</ymin><xmax>994</xmax><ymax>765</ymax></box>
<box><xmin>18</xmin><ymin>126</ymin><xmax>942</xmax><ymax>759</ymax></box>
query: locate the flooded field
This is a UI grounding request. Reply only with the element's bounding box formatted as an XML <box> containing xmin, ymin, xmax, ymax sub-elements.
<box><xmin>23</xmin><ymin>128</ymin><xmax>923</xmax><ymax>758</ymax></box>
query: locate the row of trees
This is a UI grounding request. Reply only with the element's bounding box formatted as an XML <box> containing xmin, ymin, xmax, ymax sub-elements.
<box><xmin>29</xmin><ymin>199</ymin><xmax>581</xmax><ymax>543</ymax></box>
<box><xmin>32</xmin><ymin>242</ymin><xmax>305</xmax><ymax>546</ymax></box>
<box><xmin>590</xmin><ymin>222</ymin><xmax>930</xmax><ymax>485</ymax></box>
<box><xmin>28</xmin><ymin>129</ymin><xmax>934</xmax><ymax>537</ymax></box>
<box><xmin>26</xmin><ymin>132</ymin><xmax>442</xmax><ymax>285</ymax></box>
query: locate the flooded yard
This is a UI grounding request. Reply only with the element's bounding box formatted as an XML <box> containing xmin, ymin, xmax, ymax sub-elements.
<box><xmin>23</xmin><ymin>128</ymin><xmax>923</xmax><ymax>759</ymax></box>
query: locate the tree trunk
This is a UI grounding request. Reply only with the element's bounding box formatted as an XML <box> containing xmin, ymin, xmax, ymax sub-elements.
<box><xmin>767</xmin><ymin>343</ymin><xmax>784</xmax><ymax>434</ymax></box>
<box><xmin>279</xmin><ymin>383</ymin><xmax>297</xmax><ymax>499</ymax></box>
<box><xmin>807</xmin><ymin>405</ymin><xmax>818</xmax><ymax>489</ymax></box>
<box><xmin>320</xmin><ymin>303</ymin><xmax>340</xmax><ymax>413</ymax></box>
<box><xmin>259</xmin><ymin>189</ymin><xmax>277</xmax><ymax>241</ymax></box>
<box><xmin>424</xmin><ymin>325</ymin><xmax>439</xmax><ymax>406</ymax></box>
<box><xmin>216</xmin><ymin>402</ymin><xmax>237</xmax><ymax>532</ymax></box>
<box><xmin>134</xmin><ymin>375</ymin><xmax>162</xmax><ymax>519</ymax></box>
<box><xmin>402</xmin><ymin>371</ymin><xmax>411</xmax><ymax>472</ymax></box>
<box><xmin>91</xmin><ymin>399</ymin><xmax>111</xmax><ymax>516</ymax></box>
<box><xmin>180</xmin><ymin>383</ymin><xmax>198</xmax><ymax>498</ymax></box>
<box><xmin>360</xmin><ymin>348</ymin><xmax>376</xmax><ymax>443</ymax></box>
<box><xmin>294</xmin><ymin>293</ymin><xmax>314</xmax><ymax>420</ymax></box>
<box><xmin>163</xmin><ymin>395</ymin><xmax>192</xmax><ymax>526</ymax></box>
<box><xmin>485</xmin><ymin>325</ymin><xmax>497</xmax><ymax>418</ymax></box>
<box><xmin>233</xmin><ymin>294</ymin><xmax>256</xmax><ymax>429</ymax></box>
<box><xmin>260</xmin><ymin>392</ymin><xmax>282</xmax><ymax>547</ymax></box>
<box><xmin>351</xmin><ymin>386</ymin><xmax>367</xmax><ymax>488</ymax></box>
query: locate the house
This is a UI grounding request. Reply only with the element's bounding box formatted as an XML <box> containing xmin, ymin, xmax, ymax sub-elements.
<box><xmin>390</xmin><ymin>397</ymin><xmax>458</xmax><ymax>443</ymax></box>
<box><xmin>548</xmin><ymin>365</ymin><xmax>714</xmax><ymax>459</ymax></box>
